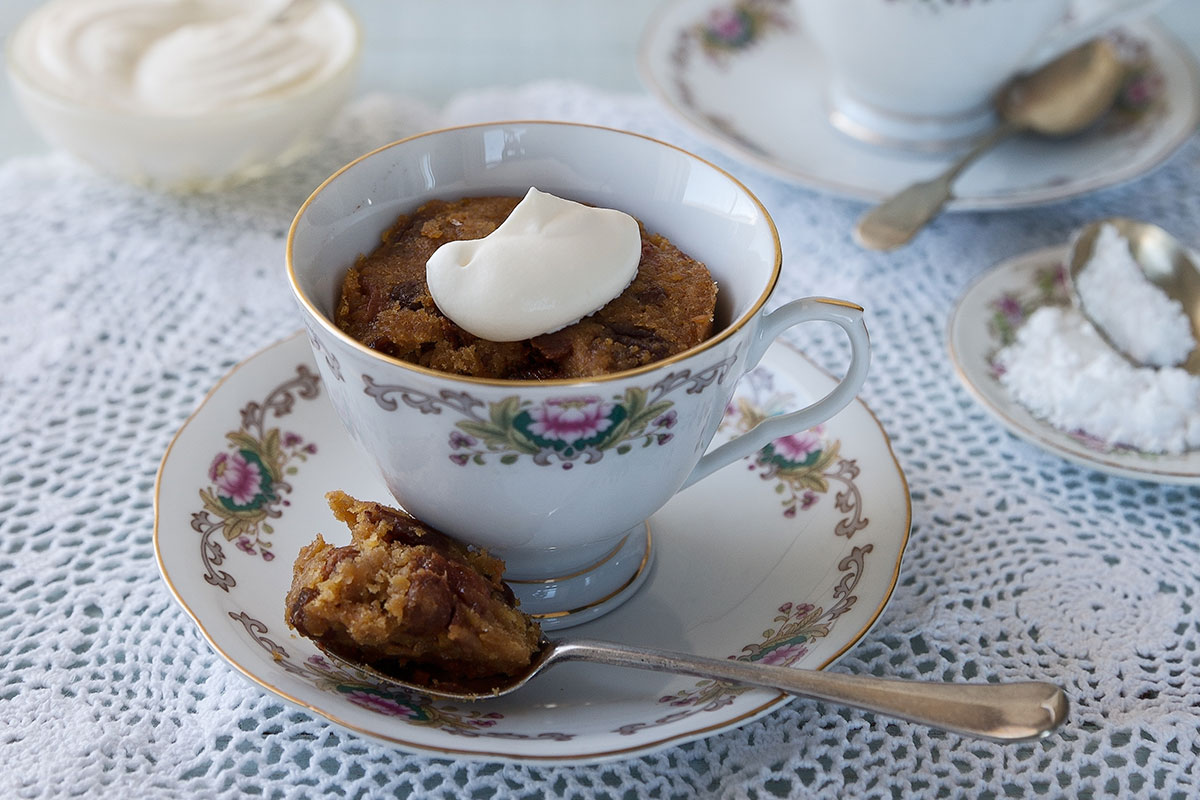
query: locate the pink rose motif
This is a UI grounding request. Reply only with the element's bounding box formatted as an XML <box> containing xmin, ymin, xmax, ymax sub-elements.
<box><xmin>759</xmin><ymin>642</ymin><xmax>808</xmax><ymax>666</ymax></box>
<box><xmin>994</xmin><ymin>295</ymin><xmax>1023</xmax><ymax>326</ymax></box>
<box><xmin>1120</xmin><ymin>71</ymin><xmax>1163</xmax><ymax>110</ymax></box>
<box><xmin>707</xmin><ymin>8</ymin><xmax>749</xmax><ymax>43</ymax></box>
<box><xmin>343</xmin><ymin>690</ymin><xmax>421</xmax><ymax>719</ymax></box>
<box><xmin>527</xmin><ymin>397</ymin><xmax>615</xmax><ymax>446</ymax></box>
<box><xmin>209</xmin><ymin>451</ymin><xmax>264</xmax><ymax>506</ymax></box>
<box><xmin>771</xmin><ymin>428</ymin><xmax>823</xmax><ymax>463</ymax></box>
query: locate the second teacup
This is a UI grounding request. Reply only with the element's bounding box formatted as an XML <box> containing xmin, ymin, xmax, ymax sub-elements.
<box><xmin>797</xmin><ymin>0</ymin><xmax>1163</xmax><ymax>151</ymax></box>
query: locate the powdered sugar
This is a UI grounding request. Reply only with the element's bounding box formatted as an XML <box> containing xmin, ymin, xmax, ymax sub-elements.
<box><xmin>995</xmin><ymin>223</ymin><xmax>1200</xmax><ymax>454</ymax></box>
<box><xmin>996</xmin><ymin>304</ymin><xmax>1200</xmax><ymax>454</ymax></box>
<box><xmin>1074</xmin><ymin>223</ymin><xmax>1195</xmax><ymax>367</ymax></box>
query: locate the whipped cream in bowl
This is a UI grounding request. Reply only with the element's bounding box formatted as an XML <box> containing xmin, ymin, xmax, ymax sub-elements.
<box><xmin>6</xmin><ymin>0</ymin><xmax>361</xmax><ymax>191</ymax></box>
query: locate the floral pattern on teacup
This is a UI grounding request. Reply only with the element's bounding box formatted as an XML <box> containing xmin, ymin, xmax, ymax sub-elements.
<box><xmin>362</xmin><ymin>356</ymin><xmax>735</xmax><ymax>468</ymax></box>
<box><xmin>448</xmin><ymin>388</ymin><xmax>677</xmax><ymax>468</ymax></box>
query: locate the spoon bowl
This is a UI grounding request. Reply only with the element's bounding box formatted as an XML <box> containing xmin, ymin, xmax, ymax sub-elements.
<box><xmin>1067</xmin><ymin>218</ymin><xmax>1200</xmax><ymax>374</ymax></box>
<box><xmin>318</xmin><ymin>636</ymin><xmax>1068</xmax><ymax>743</ymax></box>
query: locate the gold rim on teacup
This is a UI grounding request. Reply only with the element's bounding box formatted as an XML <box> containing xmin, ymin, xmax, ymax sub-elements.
<box><xmin>285</xmin><ymin>120</ymin><xmax>783</xmax><ymax>387</ymax></box>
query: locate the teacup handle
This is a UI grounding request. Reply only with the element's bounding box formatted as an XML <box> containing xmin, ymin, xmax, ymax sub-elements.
<box><xmin>1029</xmin><ymin>0</ymin><xmax>1170</xmax><ymax>68</ymax></box>
<box><xmin>682</xmin><ymin>297</ymin><xmax>870</xmax><ymax>490</ymax></box>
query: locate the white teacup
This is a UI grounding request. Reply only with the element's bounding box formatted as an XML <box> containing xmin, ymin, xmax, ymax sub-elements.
<box><xmin>287</xmin><ymin>123</ymin><xmax>870</xmax><ymax>627</ymax></box>
<box><xmin>797</xmin><ymin>0</ymin><xmax>1166</xmax><ymax>151</ymax></box>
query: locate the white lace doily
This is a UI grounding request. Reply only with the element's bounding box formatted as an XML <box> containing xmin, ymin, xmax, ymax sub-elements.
<box><xmin>4</xmin><ymin>83</ymin><xmax>1200</xmax><ymax>798</ymax></box>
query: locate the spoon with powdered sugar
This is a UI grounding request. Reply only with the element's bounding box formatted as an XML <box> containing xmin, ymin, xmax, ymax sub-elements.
<box><xmin>317</xmin><ymin>638</ymin><xmax>1068</xmax><ymax>743</ymax></box>
<box><xmin>1067</xmin><ymin>218</ymin><xmax>1200</xmax><ymax>375</ymax></box>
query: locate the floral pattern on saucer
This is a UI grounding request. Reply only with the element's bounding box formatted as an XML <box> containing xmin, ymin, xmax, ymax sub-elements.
<box><xmin>721</xmin><ymin>379</ymin><xmax>867</xmax><ymax>528</ymax></box>
<box><xmin>985</xmin><ymin>262</ymin><xmax>1069</xmax><ymax>351</ymax></box>
<box><xmin>157</xmin><ymin>333</ymin><xmax>910</xmax><ymax>762</ymax></box>
<box><xmin>982</xmin><ymin>260</ymin><xmax>1162</xmax><ymax>458</ymax></box>
<box><xmin>193</xmin><ymin>358</ymin><xmax>867</xmax><ymax>736</ymax></box>
<box><xmin>692</xmin><ymin>0</ymin><xmax>789</xmax><ymax>64</ymax></box>
<box><xmin>949</xmin><ymin>246</ymin><xmax>1200</xmax><ymax>484</ymax></box>
<box><xmin>640</xmin><ymin>0</ymin><xmax>1199</xmax><ymax>207</ymax></box>
<box><xmin>674</xmin><ymin>3</ymin><xmax>1163</xmax><ymax>163</ymax></box>
<box><xmin>226</xmin><ymin>610</ymin><xmax>573</xmax><ymax>740</ymax></box>
<box><xmin>620</xmin><ymin>543</ymin><xmax>872</xmax><ymax>735</ymax></box>
<box><xmin>193</xmin><ymin>366</ymin><xmax>320</xmax><ymax>588</ymax></box>
<box><xmin>613</xmin><ymin>369</ymin><xmax>873</xmax><ymax>734</ymax></box>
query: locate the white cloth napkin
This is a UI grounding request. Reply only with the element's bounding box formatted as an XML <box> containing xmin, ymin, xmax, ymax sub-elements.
<box><xmin>3</xmin><ymin>82</ymin><xmax>1200</xmax><ymax>798</ymax></box>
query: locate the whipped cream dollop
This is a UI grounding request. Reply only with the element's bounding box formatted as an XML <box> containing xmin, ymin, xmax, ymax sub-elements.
<box><xmin>426</xmin><ymin>188</ymin><xmax>642</xmax><ymax>342</ymax></box>
<box><xmin>9</xmin><ymin>0</ymin><xmax>357</xmax><ymax>115</ymax></box>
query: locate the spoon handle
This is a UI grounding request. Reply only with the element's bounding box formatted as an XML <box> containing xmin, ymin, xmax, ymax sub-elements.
<box><xmin>854</xmin><ymin>123</ymin><xmax>1018</xmax><ymax>252</ymax></box>
<box><xmin>554</xmin><ymin>639</ymin><xmax>1067</xmax><ymax>742</ymax></box>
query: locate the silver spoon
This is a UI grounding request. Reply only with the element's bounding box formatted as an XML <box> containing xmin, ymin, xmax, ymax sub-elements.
<box><xmin>1067</xmin><ymin>217</ymin><xmax>1200</xmax><ymax>374</ymax></box>
<box><xmin>855</xmin><ymin>40</ymin><xmax>1126</xmax><ymax>252</ymax></box>
<box><xmin>319</xmin><ymin>637</ymin><xmax>1068</xmax><ymax>743</ymax></box>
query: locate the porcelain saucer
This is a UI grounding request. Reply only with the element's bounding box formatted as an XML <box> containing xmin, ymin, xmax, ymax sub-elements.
<box><xmin>949</xmin><ymin>245</ymin><xmax>1200</xmax><ymax>485</ymax></box>
<box><xmin>638</xmin><ymin>0</ymin><xmax>1200</xmax><ymax>208</ymax></box>
<box><xmin>155</xmin><ymin>333</ymin><xmax>910</xmax><ymax>764</ymax></box>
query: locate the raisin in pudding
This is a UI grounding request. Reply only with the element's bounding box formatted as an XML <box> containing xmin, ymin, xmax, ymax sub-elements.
<box><xmin>335</xmin><ymin>191</ymin><xmax>718</xmax><ymax>379</ymax></box>
<box><xmin>285</xmin><ymin>492</ymin><xmax>542</xmax><ymax>680</ymax></box>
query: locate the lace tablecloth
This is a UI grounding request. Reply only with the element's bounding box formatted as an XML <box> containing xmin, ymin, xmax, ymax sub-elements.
<box><xmin>4</xmin><ymin>84</ymin><xmax>1200</xmax><ymax>798</ymax></box>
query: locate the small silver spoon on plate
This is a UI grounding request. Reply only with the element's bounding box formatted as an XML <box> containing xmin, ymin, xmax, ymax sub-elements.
<box><xmin>1067</xmin><ymin>217</ymin><xmax>1200</xmax><ymax>374</ymax></box>
<box><xmin>318</xmin><ymin>637</ymin><xmax>1068</xmax><ymax>743</ymax></box>
<box><xmin>855</xmin><ymin>40</ymin><xmax>1126</xmax><ymax>251</ymax></box>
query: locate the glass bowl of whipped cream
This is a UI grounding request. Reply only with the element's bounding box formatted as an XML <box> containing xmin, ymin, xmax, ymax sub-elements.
<box><xmin>5</xmin><ymin>0</ymin><xmax>361</xmax><ymax>192</ymax></box>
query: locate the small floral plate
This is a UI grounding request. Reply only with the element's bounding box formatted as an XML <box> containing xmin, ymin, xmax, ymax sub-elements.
<box><xmin>948</xmin><ymin>245</ymin><xmax>1200</xmax><ymax>485</ymax></box>
<box><xmin>638</xmin><ymin>0</ymin><xmax>1200</xmax><ymax>208</ymax></box>
<box><xmin>155</xmin><ymin>332</ymin><xmax>910</xmax><ymax>764</ymax></box>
